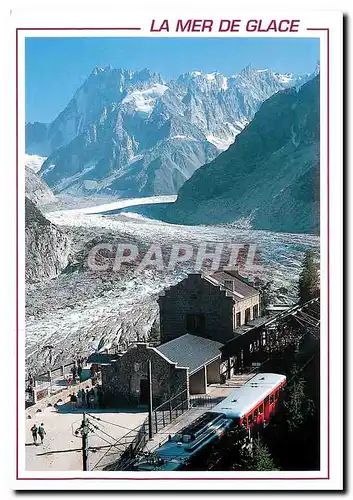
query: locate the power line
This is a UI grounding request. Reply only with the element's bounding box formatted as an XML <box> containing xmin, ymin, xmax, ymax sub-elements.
<box><xmin>87</xmin><ymin>413</ymin><xmax>135</xmax><ymax>432</ymax></box>
<box><xmin>89</xmin><ymin>422</ymin><xmax>122</xmax><ymax>447</ymax></box>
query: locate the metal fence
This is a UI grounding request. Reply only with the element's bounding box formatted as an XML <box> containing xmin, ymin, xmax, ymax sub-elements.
<box><xmin>151</xmin><ymin>389</ymin><xmax>189</xmax><ymax>434</ymax></box>
<box><xmin>98</xmin><ymin>389</ymin><xmax>190</xmax><ymax>471</ymax></box>
<box><xmin>189</xmin><ymin>393</ymin><xmax>214</xmax><ymax>408</ymax></box>
<box><xmin>26</xmin><ymin>361</ymin><xmax>77</xmax><ymax>384</ymax></box>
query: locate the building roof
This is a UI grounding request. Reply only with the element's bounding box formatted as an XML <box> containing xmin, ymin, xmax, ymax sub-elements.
<box><xmin>87</xmin><ymin>353</ymin><xmax>118</xmax><ymax>364</ymax></box>
<box><xmin>211</xmin><ymin>372</ymin><xmax>286</xmax><ymax>418</ymax></box>
<box><xmin>156</xmin><ymin>334</ymin><xmax>223</xmax><ymax>375</ymax></box>
<box><xmin>208</xmin><ymin>270</ymin><xmax>259</xmax><ymax>301</ymax></box>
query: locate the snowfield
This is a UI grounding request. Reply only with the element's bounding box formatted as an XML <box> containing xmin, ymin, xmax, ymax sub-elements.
<box><xmin>25</xmin><ymin>154</ymin><xmax>47</xmax><ymax>173</ymax></box>
<box><xmin>26</xmin><ymin>199</ymin><xmax>320</xmax><ymax>374</ymax></box>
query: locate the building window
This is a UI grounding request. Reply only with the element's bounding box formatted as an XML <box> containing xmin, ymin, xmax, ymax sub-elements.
<box><xmin>253</xmin><ymin>304</ymin><xmax>259</xmax><ymax>319</ymax></box>
<box><xmin>186</xmin><ymin>314</ymin><xmax>206</xmax><ymax>334</ymax></box>
<box><xmin>245</xmin><ymin>308</ymin><xmax>251</xmax><ymax>324</ymax></box>
<box><xmin>236</xmin><ymin>312</ymin><xmax>241</xmax><ymax>327</ymax></box>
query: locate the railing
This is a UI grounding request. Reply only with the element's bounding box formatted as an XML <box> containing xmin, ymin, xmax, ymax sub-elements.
<box><xmin>25</xmin><ymin>359</ymin><xmax>92</xmax><ymax>407</ymax></box>
<box><xmin>189</xmin><ymin>394</ymin><xmax>213</xmax><ymax>408</ymax></box>
<box><xmin>96</xmin><ymin>389</ymin><xmax>190</xmax><ymax>471</ymax></box>
<box><xmin>26</xmin><ymin>360</ymin><xmax>78</xmax><ymax>384</ymax></box>
<box><xmin>151</xmin><ymin>389</ymin><xmax>189</xmax><ymax>434</ymax></box>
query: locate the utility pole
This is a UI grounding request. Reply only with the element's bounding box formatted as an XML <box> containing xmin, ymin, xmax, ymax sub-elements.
<box><xmin>75</xmin><ymin>412</ymin><xmax>90</xmax><ymax>471</ymax></box>
<box><xmin>147</xmin><ymin>360</ymin><xmax>153</xmax><ymax>439</ymax></box>
<box><xmin>82</xmin><ymin>413</ymin><xmax>89</xmax><ymax>471</ymax></box>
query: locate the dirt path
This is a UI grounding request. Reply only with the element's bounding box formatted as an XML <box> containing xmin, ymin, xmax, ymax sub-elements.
<box><xmin>25</xmin><ymin>404</ymin><xmax>147</xmax><ymax>471</ymax></box>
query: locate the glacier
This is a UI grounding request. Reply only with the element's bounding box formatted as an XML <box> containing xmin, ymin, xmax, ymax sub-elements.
<box><xmin>26</xmin><ymin>200</ymin><xmax>319</xmax><ymax>374</ymax></box>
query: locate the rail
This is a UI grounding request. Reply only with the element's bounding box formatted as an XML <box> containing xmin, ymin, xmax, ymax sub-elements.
<box><xmin>94</xmin><ymin>389</ymin><xmax>190</xmax><ymax>471</ymax></box>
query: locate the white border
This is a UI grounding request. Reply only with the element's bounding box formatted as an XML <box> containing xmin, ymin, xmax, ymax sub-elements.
<box><xmin>5</xmin><ymin>3</ymin><xmax>343</xmax><ymax>491</ymax></box>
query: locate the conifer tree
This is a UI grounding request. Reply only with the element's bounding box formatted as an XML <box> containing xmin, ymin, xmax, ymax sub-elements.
<box><xmin>249</xmin><ymin>438</ymin><xmax>278</xmax><ymax>471</ymax></box>
<box><xmin>298</xmin><ymin>250</ymin><xmax>319</xmax><ymax>303</ymax></box>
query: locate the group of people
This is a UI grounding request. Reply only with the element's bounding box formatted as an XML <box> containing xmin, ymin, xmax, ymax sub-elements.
<box><xmin>30</xmin><ymin>423</ymin><xmax>46</xmax><ymax>446</ymax></box>
<box><xmin>28</xmin><ymin>372</ymin><xmax>36</xmax><ymax>388</ymax></box>
<box><xmin>66</xmin><ymin>357</ymin><xmax>86</xmax><ymax>386</ymax></box>
<box><xmin>26</xmin><ymin>372</ymin><xmax>36</xmax><ymax>393</ymax></box>
<box><xmin>69</xmin><ymin>385</ymin><xmax>103</xmax><ymax>410</ymax></box>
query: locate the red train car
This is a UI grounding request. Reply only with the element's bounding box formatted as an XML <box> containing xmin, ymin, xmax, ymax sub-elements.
<box><xmin>211</xmin><ymin>372</ymin><xmax>287</xmax><ymax>429</ymax></box>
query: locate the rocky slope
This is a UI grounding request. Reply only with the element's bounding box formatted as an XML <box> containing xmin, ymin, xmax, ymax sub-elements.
<box><xmin>26</xmin><ymin>65</ymin><xmax>317</xmax><ymax>198</ymax></box>
<box><xmin>25</xmin><ymin>166</ymin><xmax>56</xmax><ymax>206</ymax></box>
<box><xmin>165</xmin><ymin>76</ymin><xmax>320</xmax><ymax>234</ymax></box>
<box><xmin>25</xmin><ymin>197</ymin><xmax>71</xmax><ymax>282</ymax></box>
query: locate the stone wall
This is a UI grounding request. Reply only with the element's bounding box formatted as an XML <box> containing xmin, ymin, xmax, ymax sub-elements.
<box><xmin>101</xmin><ymin>343</ymin><xmax>188</xmax><ymax>408</ymax></box>
<box><xmin>158</xmin><ymin>274</ymin><xmax>235</xmax><ymax>344</ymax></box>
<box><xmin>25</xmin><ymin>379</ymin><xmax>93</xmax><ymax>419</ymax></box>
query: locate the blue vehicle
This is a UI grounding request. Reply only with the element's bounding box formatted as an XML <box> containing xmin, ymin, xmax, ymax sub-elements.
<box><xmin>135</xmin><ymin>411</ymin><xmax>233</xmax><ymax>471</ymax></box>
<box><xmin>135</xmin><ymin>373</ymin><xmax>286</xmax><ymax>471</ymax></box>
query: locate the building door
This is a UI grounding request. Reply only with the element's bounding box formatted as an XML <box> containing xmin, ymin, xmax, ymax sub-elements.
<box><xmin>139</xmin><ymin>378</ymin><xmax>149</xmax><ymax>405</ymax></box>
<box><xmin>245</xmin><ymin>308</ymin><xmax>251</xmax><ymax>324</ymax></box>
<box><xmin>236</xmin><ymin>312</ymin><xmax>241</xmax><ymax>327</ymax></box>
<box><xmin>253</xmin><ymin>304</ymin><xmax>259</xmax><ymax>319</ymax></box>
<box><xmin>186</xmin><ymin>313</ymin><xmax>205</xmax><ymax>334</ymax></box>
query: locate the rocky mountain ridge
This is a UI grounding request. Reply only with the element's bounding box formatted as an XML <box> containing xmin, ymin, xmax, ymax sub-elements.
<box><xmin>165</xmin><ymin>75</ymin><xmax>320</xmax><ymax>234</ymax></box>
<box><xmin>26</xmin><ymin>64</ymin><xmax>318</xmax><ymax>197</ymax></box>
<box><xmin>25</xmin><ymin>197</ymin><xmax>71</xmax><ymax>282</ymax></box>
<box><xmin>25</xmin><ymin>166</ymin><xmax>56</xmax><ymax>206</ymax></box>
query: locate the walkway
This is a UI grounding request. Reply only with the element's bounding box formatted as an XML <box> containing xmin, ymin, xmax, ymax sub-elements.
<box><xmin>26</xmin><ymin>403</ymin><xmax>147</xmax><ymax>472</ymax></box>
<box><xmin>144</xmin><ymin>373</ymin><xmax>255</xmax><ymax>453</ymax></box>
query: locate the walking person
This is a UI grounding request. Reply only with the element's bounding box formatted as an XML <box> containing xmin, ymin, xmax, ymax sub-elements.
<box><xmin>85</xmin><ymin>388</ymin><xmax>91</xmax><ymax>409</ymax></box>
<box><xmin>93</xmin><ymin>385</ymin><xmax>99</xmax><ymax>409</ymax></box>
<box><xmin>38</xmin><ymin>423</ymin><xmax>46</xmax><ymax>444</ymax></box>
<box><xmin>30</xmin><ymin>424</ymin><xmax>38</xmax><ymax>445</ymax></box>
<box><xmin>77</xmin><ymin>388</ymin><xmax>83</xmax><ymax>408</ymax></box>
<box><xmin>89</xmin><ymin>388</ymin><xmax>95</xmax><ymax>409</ymax></box>
<box><xmin>71</xmin><ymin>365</ymin><xmax>77</xmax><ymax>383</ymax></box>
<box><xmin>70</xmin><ymin>392</ymin><xmax>77</xmax><ymax>410</ymax></box>
<box><xmin>97</xmin><ymin>385</ymin><xmax>104</xmax><ymax>409</ymax></box>
<box><xmin>28</xmin><ymin>372</ymin><xmax>35</xmax><ymax>388</ymax></box>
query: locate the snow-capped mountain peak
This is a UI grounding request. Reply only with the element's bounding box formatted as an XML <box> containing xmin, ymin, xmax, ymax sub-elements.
<box><xmin>26</xmin><ymin>64</ymin><xmax>318</xmax><ymax>198</ymax></box>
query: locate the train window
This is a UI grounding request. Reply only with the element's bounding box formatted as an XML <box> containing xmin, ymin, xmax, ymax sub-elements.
<box><xmin>248</xmin><ymin>414</ymin><xmax>253</xmax><ymax>425</ymax></box>
<box><xmin>242</xmin><ymin>417</ymin><xmax>247</xmax><ymax>427</ymax></box>
<box><xmin>269</xmin><ymin>395</ymin><xmax>274</xmax><ymax>404</ymax></box>
<box><xmin>254</xmin><ymin>409</ymin><xmax>258</xmax><ymax>419</ymax></box>
<box><xmin>258</xmin><ymin>405</ymin><xmax>263</xmax><ymax>414</ymax></box>
<box><xmin>275</xmin><ymin>390</ymin><xmax>279</xmax><ymax>399</ymax></box>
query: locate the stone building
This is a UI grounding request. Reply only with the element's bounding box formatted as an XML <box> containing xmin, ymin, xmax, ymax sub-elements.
<box><xmin>158</xmin><ymin>270</ymin><xmax>261</xmax><ymax>345</ymax></box>
<box><xmin>101</xmin><ymin>335</ymin><xmax>223</xmax><ymax>407</ymax></box>
<box><xmin>101</xmin><ymin>343</ymin><xmax>187</xmax><ymax>408</ymax></box>
<box><xmin>101</xmin><ymin>269</ymin><xmax>260</xmax><ymax>407</ymax></box>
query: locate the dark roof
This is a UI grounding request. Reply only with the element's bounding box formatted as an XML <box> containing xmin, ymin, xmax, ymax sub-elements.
<box><xmin>87</xmin><ymin>353</ymin><xmax>117</xmax><ymax>364</ymax></box>
<box><xmin>209</xmin><ymin>270</ymin><xmax>259</xmax><ymax>301</ymax></box>
<box><xmin>156</xmin><ymin>334</ymin><xmax>223</xmax><ymax>375</ymax></box>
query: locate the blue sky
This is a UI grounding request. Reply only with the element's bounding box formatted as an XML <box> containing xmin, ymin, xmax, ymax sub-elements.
<box><xmin>26</xmin><ymin>37</ymin><xmax>319</xmax><ymax>123</ymax></box>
